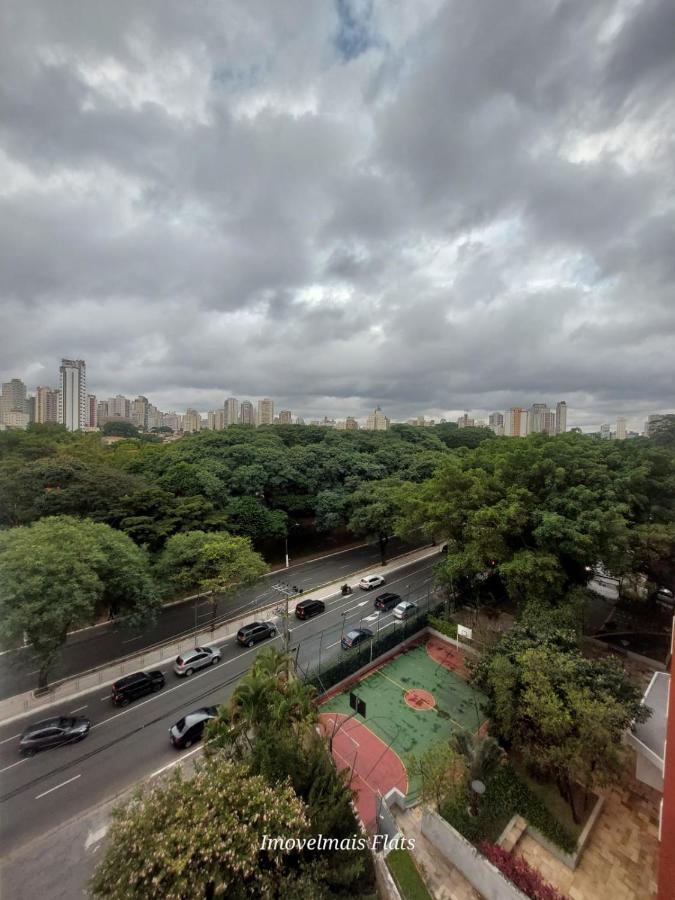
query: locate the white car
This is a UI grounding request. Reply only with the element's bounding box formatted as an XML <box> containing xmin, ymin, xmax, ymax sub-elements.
<box><xmin>173</xmin><ymin>646</ymin><xmax>221</xmax><ymax>677</ymax></box>
<box><xmin>393</xmin><ymin>600</ymin><xmax>417</xmax><ymax>620</ymax></box>
<box><xmin>359</xmin><ymin>574</ymin><xmax>386</xmax><ymax>591</ymax></box>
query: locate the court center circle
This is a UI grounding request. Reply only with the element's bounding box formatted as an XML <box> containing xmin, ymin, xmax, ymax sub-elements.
<box><xmin>404</xmin><ymin>688</ymin><xmax>436</xmax><ymax>710</ymax></box>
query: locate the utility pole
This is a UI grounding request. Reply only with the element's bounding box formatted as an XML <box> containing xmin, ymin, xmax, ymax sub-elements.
<box><xmin>271</xmin><ymin>582</ymin><xmax>297</xmax><ymax>676</ymax></box>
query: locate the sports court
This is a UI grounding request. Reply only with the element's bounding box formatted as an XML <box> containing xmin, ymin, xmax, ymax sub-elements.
<box><xmin>318</xmin><ymin>636</ymin><xmax>488</xmax><ymax>830</ymax></box>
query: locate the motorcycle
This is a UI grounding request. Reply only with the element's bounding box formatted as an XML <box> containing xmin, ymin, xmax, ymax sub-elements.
<box><xmin>341</xmin><ymin>584</ymin><xmax>353</xmax><ymax>596</ymax></box>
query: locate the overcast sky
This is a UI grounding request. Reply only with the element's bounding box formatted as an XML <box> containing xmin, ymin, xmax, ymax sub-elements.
<box><xmin>1</xmin><ymin>0</ymin><xmax>674</xmax><ymax>430</ymax></box>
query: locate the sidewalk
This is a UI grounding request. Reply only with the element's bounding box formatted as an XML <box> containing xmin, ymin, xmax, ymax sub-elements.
<box><xmin>0</xmin><ymin>544</ymin><xmax>439</xmax><ymax>727</ymax></box>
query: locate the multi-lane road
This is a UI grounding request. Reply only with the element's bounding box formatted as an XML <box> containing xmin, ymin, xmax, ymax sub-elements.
<box><xmin>0</xmin><ymin>553</ymin><xmax>438</xmax><ymax>858</ymax></box>
<box><xmin>0</xmin><ymin>536</ymin><xmax>420</xmax><ymax>699</ymax></box>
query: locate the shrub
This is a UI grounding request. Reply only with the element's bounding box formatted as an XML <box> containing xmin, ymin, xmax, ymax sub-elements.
<box><xmin>428</xmin><ymin>615</ymin><xmax>458</xmax><ymax>639</ymax></box>
<box><xmin>479</xmin><ymin>842</ymin><xmax>567</xmax><ymax>900</ymax></box>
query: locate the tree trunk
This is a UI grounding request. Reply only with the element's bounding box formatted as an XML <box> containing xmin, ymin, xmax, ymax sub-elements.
<box><xmin>379</xmin><ymin>534</ymin><xmax>389</xmax><ymax>566</ymax></box>
<box><xmin>37</xmin><ymin>662</ymin><xmax>51</xmax><ymax>692</ymax></box>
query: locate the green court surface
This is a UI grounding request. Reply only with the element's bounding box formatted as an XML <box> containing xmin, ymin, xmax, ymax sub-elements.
<box><xmin>321</xmin><ymin>643</ymin><xmax>488</xmax><ymax>796</ymax></box>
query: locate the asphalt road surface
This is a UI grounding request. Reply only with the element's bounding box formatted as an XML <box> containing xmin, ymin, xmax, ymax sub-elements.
<box><xmin>0</xmin><ymin>553</ymin><xmax>438</xmax><ymax>859</ymax></box>
<box><xmin>0</xmin><ymin>536</ymin><xmax>421</xmax><ymax>700</ymax></box>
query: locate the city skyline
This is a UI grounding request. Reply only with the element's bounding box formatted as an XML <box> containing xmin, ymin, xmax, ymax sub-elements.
<box><xmin>2</xmin><ymin>2</ymin><xmax>674</xmax><ymax>433</ymax></box>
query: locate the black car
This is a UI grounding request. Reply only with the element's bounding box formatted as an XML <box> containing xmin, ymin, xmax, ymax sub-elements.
<box><xmin>236</xmin><ymin>621</ymin><xmax>278</xmax><ymax>648</ymax></box>
<box><xmin>20</xmin><ymin>716</ymin><xmax>91</xmax><ymax>756</ymax></box>
<box><xmin>111</xmin><ymin>670</ymin><xmax>165</xmax><ymax>706</ymax></box>
<box><xmin>374</xmin><ymin>592</ymin><xmax>402</xmax><ymax>611</ymax></box>
<box><xmin>169</xmin><ymin>707</ymin><xmax>219</xmax><ymax>749</ymax></box>
<box><xmin>341</xmin><ymin>628</ymin><xmax>373</xmax><ymax>650</ymax></box>
<box><xmin>295</xmin><ymin>599</ymin><xmax>326</xmax><ymax>620</ymax></box>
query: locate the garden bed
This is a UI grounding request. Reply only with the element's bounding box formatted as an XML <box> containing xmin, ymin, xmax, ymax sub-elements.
<box><xmin>386</xmin><ymin>848</ymin><xmax>433</xmax><ymax>900</ymax></box>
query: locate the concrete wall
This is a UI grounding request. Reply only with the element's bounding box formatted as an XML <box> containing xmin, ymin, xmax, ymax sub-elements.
<box><xmin>421</xmin><ymin>808</ymin><xmax>528</xmax><ymax>900</ymax></box>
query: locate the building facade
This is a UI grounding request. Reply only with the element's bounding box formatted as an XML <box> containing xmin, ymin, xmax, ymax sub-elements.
<box><xmin>505</xmin><ymin>407</ymin><xmax>528</xmax><ymax>437</ymax></box>
<box><xmin>207</xmin><ymin>409</ymin><xmax>226</xmax><ymax>430</ymax></box>
<box><xmin>457</xmin><ymin>413</ymin><xmax>475</xmax><ymax>428</ymax></box>
<box><xmin>183</xmin><ymin>409</ymin><xmax>201</xmax><ymax>433</ymax></box>
<box><xmin>555</xmin><ymin>401</ymin><xmax>567</xmax><ymax>434</ymax></box>
<box><xmin>86</xmin><ymin>394</ymin><xmax>97</xmax><ymax>428</ymax></box>
<box><xmin>278</xmin><ymin>409</ymin><xmax>293</xmax><ymax>425</ymax></box>
<box><xmin>239</xmin><ymin>400</ymin><xmax>255</xmax><ymax>426</ymax></box>
<box><xmin>224</xmin><ymin>397</ymin><xmax>239</xmax><ymax>426</ymax></box>
<box><xmin>35</xmin><ymin>386</ymin><xmax>60</xmax><ymax>424</ymax></box>
<box><xmin>616</xmin><ymin>417</ymin><xmax>627</xmax><ymax>440</ymax></box>
<box><xmin>257</xmin><ymin>398</ymin><xmax>274</xmax><ymax>426</ymax></box>
<box><xmin>58</xmin><ymin>359</ymin><xmax>87</xmax><ymax>431</ymax></box>
<box><xmin>366</xmin><ymin>406</ymin><xmax>389</xmax><ymax>431</ymax></box>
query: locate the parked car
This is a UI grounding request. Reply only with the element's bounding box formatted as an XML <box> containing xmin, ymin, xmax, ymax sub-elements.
<box><xmin>111</xmin><ymin>670</ymin><xmax>165</xmax><ymax>706</ymax></box>
<box><xmin>341</xmin><ymin>627</ymin><xmax>373</xmax><ymax>650</ymax></box>
<box><xmin>295</xmin><ymin>598</ymin><xmax>326</xmax><ymax>620</ymax></box>
<box><xmin>20</xmin><ymin>716</ymin><xmax>91</xmax><ymax>756</ymax></box>
<box><xmin>169</xmin><ymin>706</ymin><xmax>219</xmax><ymax>749</ymax></box>
<box><xmin>359</xmin><ymin>574</ymin><xmax>386</xmax><ymax>591</ymax></box>
<box><xmin>236</xmin><ymin>621</ymin><xmax>278</xmax><ymax>648</ymax></box>
<box><xmin>393</xmin><ymin>600</ymin><xmax>417</xmax><ymax>620</ymax></box>
<box><xmin>174</xmin><ymin>646</ymin><xmax>221</xmax><ymax>677</ymax></box>
<box><xmin>374</xmin><ymin>591</ymin><xmax>402</xmax><ymax>611</ymax></box>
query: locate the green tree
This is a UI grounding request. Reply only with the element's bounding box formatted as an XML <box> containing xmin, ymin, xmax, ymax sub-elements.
<box><xmin>408</xmin><ymin>743</ymin><xmax>467</xmax><ymax>811</ymax></box>
<box><xmin>0</xmin><ymin>516</ymin><xmax>158</xmax><ymax>688</ymax></box>
<box><xmin>157</xmin><ymin>530</ymin><xmax>267</xmax><ymax>628</ymax></box>
<box><xmin>227</xmin><ymin>496</ymin><xmax>288</xmax><ymax>541</ymax></box>
<box><xmin>347</xmin><ymin>480</ymin><xmax>407</xmax><ymax>564</ymax></box>
<box><xmin>102</xmin><ymin>421</ymin><xmax>140</xmax><ymax>437</ymax></box>
<box><xmin>90</xmin><ymin>761</ymin><xmax>315</xmax><ymax>900</ymax></box>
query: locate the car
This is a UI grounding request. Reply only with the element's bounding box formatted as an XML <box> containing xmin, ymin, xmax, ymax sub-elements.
<box><xmin>174</xmin><ymin>646</ymin><xmax>221</xmax><ymax>677</ymax></box>
<box><xmin>19</xmin><ymin>716</ymin><xmax>91</xmax><ymax>756</ymax></box>
<box><xmin>374</xmin><ymin>591</ymin><xmax>402</xmax><ymax>611</ymax></box>
<box><xmin>657</xmin><ymin>587</ymin><xmax>673</xmax><ymax>599</ymax></box>
<box><xmin>295</xmin><ymin>598</ymin><xmax>326</xmax><ymax>620</ymax></box>
<box><xmin>169</xmin><ymin>706</ymin><xmax>219</xmax><ymax>749</ymax></box>
<box><xmin>440</xmin><ymin>544</ymin><xmax>448</xmax><ymax>554</ymax></box>
<box><xmin>359</xmin><ymin>574</ymin><xmax>386</xmax><ymax>591</ymax></box>
<box><xmin>111</xmin><ymin>670</ymin><xmax>165</xmax><ymax>706</ymax></box>
<box><xmin>236</xmin><ymin>621</ymin><xmax>278</xmax><ymax>648</ymax></box>
<box><xmin>341</xmin><ymin>627</ymin><xmax>374</xmax><ymax>650</ymax></box>
<box><xmin>393</xmin><ymin>600</ymin><xmax>418</xmax><ymax>620</ymax></box>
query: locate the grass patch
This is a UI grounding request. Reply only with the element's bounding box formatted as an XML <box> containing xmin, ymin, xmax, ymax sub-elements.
<box><xmin>512</xmin><ymin>760</ymin><xmax>588</xmax><ymax>840</ymax></box>
<box><xmin>386</xmin><ymin>849</ymin><xmax>433</xmax><ymax>900</ymax></box>
<box><xmin>441</xmin><ymin>764</ymin><xmax>577</xmax><ymax>854</ymax></box>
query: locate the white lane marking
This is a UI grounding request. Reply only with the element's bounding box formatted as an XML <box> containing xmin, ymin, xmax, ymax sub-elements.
<box><xmin>121</xmin><ymin>636</ymin><xmax>143</xmax><ymax>644</ymax></box>
<box><xmin>0</xmin><ymin>757</ymin><xmax>28</xmax><ymax>773</ymax></box>
<box><xmin>85</xmin><ymin>825</ymin><xmax>109</xmax><ymax>850</ymax></box>
<box><xmin>0</xmin><ymin>732</ymin><xmax>21</xmax><ymax>745</ymax></box>
<box><xmin>69</xmin><ymin>705</ymin><xmax>88</xmax><ymax>714</ymax></box>
<box><xmin>150</xmin><ymin>744</ymin><xmax>203</xmax><ymax>778</ymax></box>
<box><xmin>26</xmin><ymin>669</ymin><xmax>40</xmax><ymax>675</ymax></box>
<box><xmin>99</xmin><ymin>696</ymin><xmax>110</xmax><ymax>702</ymax></box>
<box><xmin>35</xmin><ymin>773</ymin><xmax>81</xmax><ymax>799</ymax></box>
<box><xmin>326</xmin><ymin>641</ymin><xmax>340</xmax><ymax>649</ymax></box>
<box><xmin>357</xmin><ymin>600</ymin><xmax>369</xmax><ymax>607</ymax></box>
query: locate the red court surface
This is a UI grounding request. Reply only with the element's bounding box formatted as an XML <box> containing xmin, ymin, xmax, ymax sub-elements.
<box><xmin>319</xmin><ymin>712</ymin><xmax>408</xmax><ymax>832</ymax></box>
<box><xmin>404</xmin><ymin>688</ymin><xmax>436</xmax><ymax>710</ymax></box>
<box><xmin>426</xmin><ymin>634</ymin><xmax>469</xmax><ymax>677</ymax></box>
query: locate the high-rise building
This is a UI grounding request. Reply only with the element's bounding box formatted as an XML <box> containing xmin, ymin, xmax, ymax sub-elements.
<box><xmin>616</xmin><ymin>417</ymin><xmax>627</xmax><ymax>440</ymax></box>
<box><xmin>5</xmin><ymin>410</ymin><xmax>29</xmax><ymax>429</ymax></box>
<box><xmin>505</xmin><ymin>407</ymin><xmax>528</xmax><ymax>437</ymax></box>
<box><xmin>645</xmin><ymin>414</ymin><xmax>665</xmax><ymax>437</ymax></box>
<box><xmin>207</xmin><ymin>409</ymin><xmax>226</xmax><ymax>430</ymax></box>
<box><xmin>239</xmin><ymin>401</ymin><xmax>255</xmax><ymax>426</ymax></box>
<box><xmin>345</xmin><ymin>417</ymin><xmax>359</xmax><ymax>430</ymax></box>
<box><xmin>97</xmin><ymin>400</ymin><xmax>109</xmax><ymax>423</ymax></box>
<box><xmin>108</xmin><ymin>394</ymin><xmax>131</xmax><ymax>420</ymax></box>
<box><xmin>224</xmin><ymin>397</ymin><xmax>239</xmax><ymax>427</ymax></box>
<box><xmin>600</xmin><ymin>423</ymin><xmax>611</xmax><ymax>440</ymax></box>
<box><xmin>162</xmin><ymin>411</ymin><xmax>181</xmax><ymax>433</ymax></box>
<box><xmin>527</xmin><ymin>403</ymin><xmax>551</xmax><ymax>434</ymax></box>
<box><xmin>86</xmin><ymin>394</ymin><xmax>97</xmax><ymax>428</ymax></box>
<box><xmin>183</xmin><ymin>409</ymin><xmax>201</xmax><ymax>433</ymax></box>
<box><xmin>58</xmin><ymin>359</ymin><xmax>87</xmax><ymax>431</ymax></box>
<box><xmin>556</xmin><ymin>401</ymin><xmax>567</xmax><ymax>434</ymax></box>
<box><xmin>457</xmin><ymin>413</ymin><xmax>475</xmax><ymax>428</ymax></box>
<box><xmin>278</xmin><ymin>409</ymin><xmax>293</xmax><ymax>425</ymax></box>
<box><xmin>35</xmin><ymin>386</ymin><xmax>60</xmax><ymax>424</ymax></box>
<box><xmin>146</xmin><ymin>404</ymin><xmax>163</xmax><ymax>430</ymax></box>
<box><xmin>131</xmin><ymin>396</ymin><xmax>149</xmax><ymax>430</ymax></box>
<box><xmin>541</xmin><ymin>410</ymin><xmax>556</xmax><ymax>434</ymax></box>
<box><xmin>257</xmin><ymin>398</ymin><xmax>274</xmax><ymax>426</ymax></box>
<box><xmin>0</xmin><ymin>378</ymin><xmax>29</xmax><ymax>424</ymax></box>
<box><xmin>488</xmin><ymin>412</ymin><xmax>504</xmax><ymax>428</ymax></box>
<box><xmin>366</xmin><ymin>406</ymin><xmax>389</xmax><ymax>431</ymax></box>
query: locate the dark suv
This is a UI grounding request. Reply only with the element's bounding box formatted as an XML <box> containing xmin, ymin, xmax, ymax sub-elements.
<box><xmin>111</xmin><ymin>670</ymin><xmax>165</xmax><ymax>706</ymax></box>
<box><xmin>236</xmin><ymin>621</ymin><xmax>278</xmax><ymax>648</ymax></box>
<box><xmin>295</xmin><ymin>599</ymin><xmax>326</xmax><ymax>620</ymax></box>
<box><xmin>20</xmin><ymin>716</ymin><xmax>91</xmax><ymax>756</ymax></box>
<box><xmin>374</xmin><ymin>592</ymin><xmax>402</xmax><ymax>611</ymax></box>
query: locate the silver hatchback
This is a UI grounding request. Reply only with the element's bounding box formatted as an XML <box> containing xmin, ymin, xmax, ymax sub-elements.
<box><xmin>174</xmin><ymin>646</ymin><xmax>221</xmax><ymax>677</ymax></box>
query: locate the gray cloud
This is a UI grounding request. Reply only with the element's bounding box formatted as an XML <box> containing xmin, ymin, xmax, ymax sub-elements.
<box><xmin>1</xmin><ymin>0</ymin><xmax>673</xmax><ymax>432</ymax></box>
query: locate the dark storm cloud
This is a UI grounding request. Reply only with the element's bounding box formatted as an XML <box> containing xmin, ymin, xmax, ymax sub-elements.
<box><xmin>0</xmin><ymin>0</ymin><xmax>673</xmax><ymax>430</ymax></box>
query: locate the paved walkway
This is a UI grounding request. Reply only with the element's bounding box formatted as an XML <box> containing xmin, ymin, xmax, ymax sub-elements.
<box><xmin>394</xmin><ymin>806</ymin><xmax>480</xmax><ymax>900</ymax></box>
<box><xmin>517</xmin><ymin>761</ymin><xmax>661</xmax><ymax>900</ymax></box>
<box><xmin>0</xmin><ymin>544</ymin><xmax>438</xmax><ymax>726</ymax></box>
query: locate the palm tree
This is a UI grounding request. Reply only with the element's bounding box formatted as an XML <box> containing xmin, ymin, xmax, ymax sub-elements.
<box><xmin>251</xmin><ymin>646</ymin><xmax>291</xmax><ymax>679</ymax></box>
<box><xmin>452</xmin><ymin>730</ymin><xmax>505</xmax><ymax>785</ymax></box>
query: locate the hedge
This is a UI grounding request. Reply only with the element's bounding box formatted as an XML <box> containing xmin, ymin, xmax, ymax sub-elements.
<box><xmin>441</xmin><ymin>765</ymin><xmax>576</xmax><ymax>854</ymax></box>
<box><xmin>427</xmin><ymin>615</ymin><xmax>458</xmax><ymax>639</ymax></box>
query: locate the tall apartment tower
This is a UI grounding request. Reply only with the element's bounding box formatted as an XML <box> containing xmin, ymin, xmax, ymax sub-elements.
<box><xmin>183</xmin><ymin>409</ymin><xmax>201</xmax><ymax>433</ymax></box>
<box><xmin>86</xmin><ymin>394</ymin><xmax>97</xmax><ymax>428</ymax></box>
<box><xmin>257</xmin><ymin>398</ymin><xmax>274</xmax><ymax>426</ymax></box>
<box><xmin>556</xmin><ymin>401</ymin><xmax>567</xmax><ymax>434</ymax></box>
<box><xmin>488</xmin><ymin>412</ymin><xmax>504</xmax><ymax>427</ymax></box>
<box><xmin>278</xmin><ymin>409</ymin><xmax>293</xmax><ymax>424</ymax></box>
<box><xmin>207</xmin><ymin>409</ymin><xmax>226</xmax><ymax>430</ymax></box>
<box><xmin>505</xmin><ymin>407</ymin><xmax>528</xmax><ymax>437</ymax></box>
<box><xmin>239</xmin><ymin>400</ymin><xmax>255</xmax><ymax>426</ymax></box>
<box><xmin>58</xmin><ymin>359</ymin><xmax>87</xmax><ymax>431</ymax></box>
<box><xmin>0</xmin><ymin>378</ymin><xmax>29</xmax><ymax>425</ymax></box>
<box><xmin>457</xmin><ymin>413</ymin><xmax>475</xmax><ymax>428</ymax></box>
<box><xmin>616</xmin><ymin>417</ymin><xmax>627</xmax><ymax>440</ymax></box>
<box><xmin>131</xmin><ymin>396</ymin><xmax>149</xmax><ymax>430</ymax></box>
<box><xmin>366</xmin><ymin>406</ymin><xmax>390</xmax><ymax>431</ymax></box>
<box><xmin>600</xmin><ymin>423</ymin><xmax>611</xmax><ymax>440</ymax></box>
<box><xmin>224</xmin><ymin>397</ymin><xmax>239</xmax><ymax>426</ymax></box>
<box><xmin>35</xmin><ymin>387</ymin><xmax>60</xmax><ymax>424</ymax></box>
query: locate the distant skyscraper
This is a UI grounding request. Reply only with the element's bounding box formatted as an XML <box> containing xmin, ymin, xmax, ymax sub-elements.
<box><xmin>616</xmin><ymin>417</ymin><xmax>627</xmax><ymax>440</ymax></box>
<box><xmin>224</xmin><ymin>397</ymin><xmax>239</xmax><ymax>427</ymax></box>
<box><xmin>0</xmin><ymin>378</ymin><xmax>29</xmax><ymax>424</ymax></box>
<box><xmin>645</xmin><ymin>414</ymin><xmax>665</xmax><ymax>437</ymax></box>
<box><xmin>488</xmin><ymin>412</ymin><xmax>504</xmax><ymax>427</ymax></box>
<box><xmin>555</xmin><ymin>401</ymin><xmax>567</xmax><ymax>434</ymax></box>
<box><xmin>505</xmin><ymin>408</ymin><xmax>528</xmax><ymax>437</ymax></box>
<box><xmin>600</xmin><ymin>423</ymin><xmax>611</xmax><ymax>439</ymax></box>
<box><xmin>278</xmin><ymin>409</ymin><xmax>292</xmax><ymax>424</ymax></box>
<box><xmin>345</xmin><ymin>417</ymin><xmax>359</xmax><ymax>430</ymax></box>
<box><xmin>162</xmin><ymin>411</ymin><xmax>181</xmax><ymax>433</ymax></box>
<box><xmin>239</xmin><ymin>400</ymin><xmax>255</xmax><ymax>426</ymax></box>
<box><xmin>257</xmin><ymin>398</ymin><xmax>274</xmax><ymax>426</ymax></box>
<box><xmin>457</xmin><ymin>413</ymin><xmax>475</xmax><ymax>428</ymax></box>
<box><xmin>35</xmin><ymin>386</ymin><xmax>60</xmax><ymax>424</ymax></box>
<box><xmin>86</xmin><ymin>394</ymin><xmax>97</xmax><ymax>428</ymax></box>
<box><xmin>183</xmin><ymin>409</ymin><xmax>201</xmax><ymax>433</ymax></box>
<box><xmin>366</xmin><ymin>406</ymin><xmax>389</xmax><ymax>431</ymax></box>
<box><xmin>207</xmin><ymin>409</ymin><xmax>226</xmax><ymax>430</ymax></box>
<box><xmin>58</xmin><ymin>359</ymin><xmax>87</xmax><ymax>431</ymax></box>
<box><xmin>540</xmin><ymin>410</ymin><xmax>556</xmax><ymax>434</ymax></box>
<box><xmin>131</xmin><ymin>396</ymin><xmax>149</xmax><ymax>430</ymax></box>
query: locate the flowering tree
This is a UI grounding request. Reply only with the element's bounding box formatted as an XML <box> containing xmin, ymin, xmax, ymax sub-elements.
<box><xmin>90</xmin><ymin>761</ymin><xmax>313</xmax><ymax>899</ymax></box>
